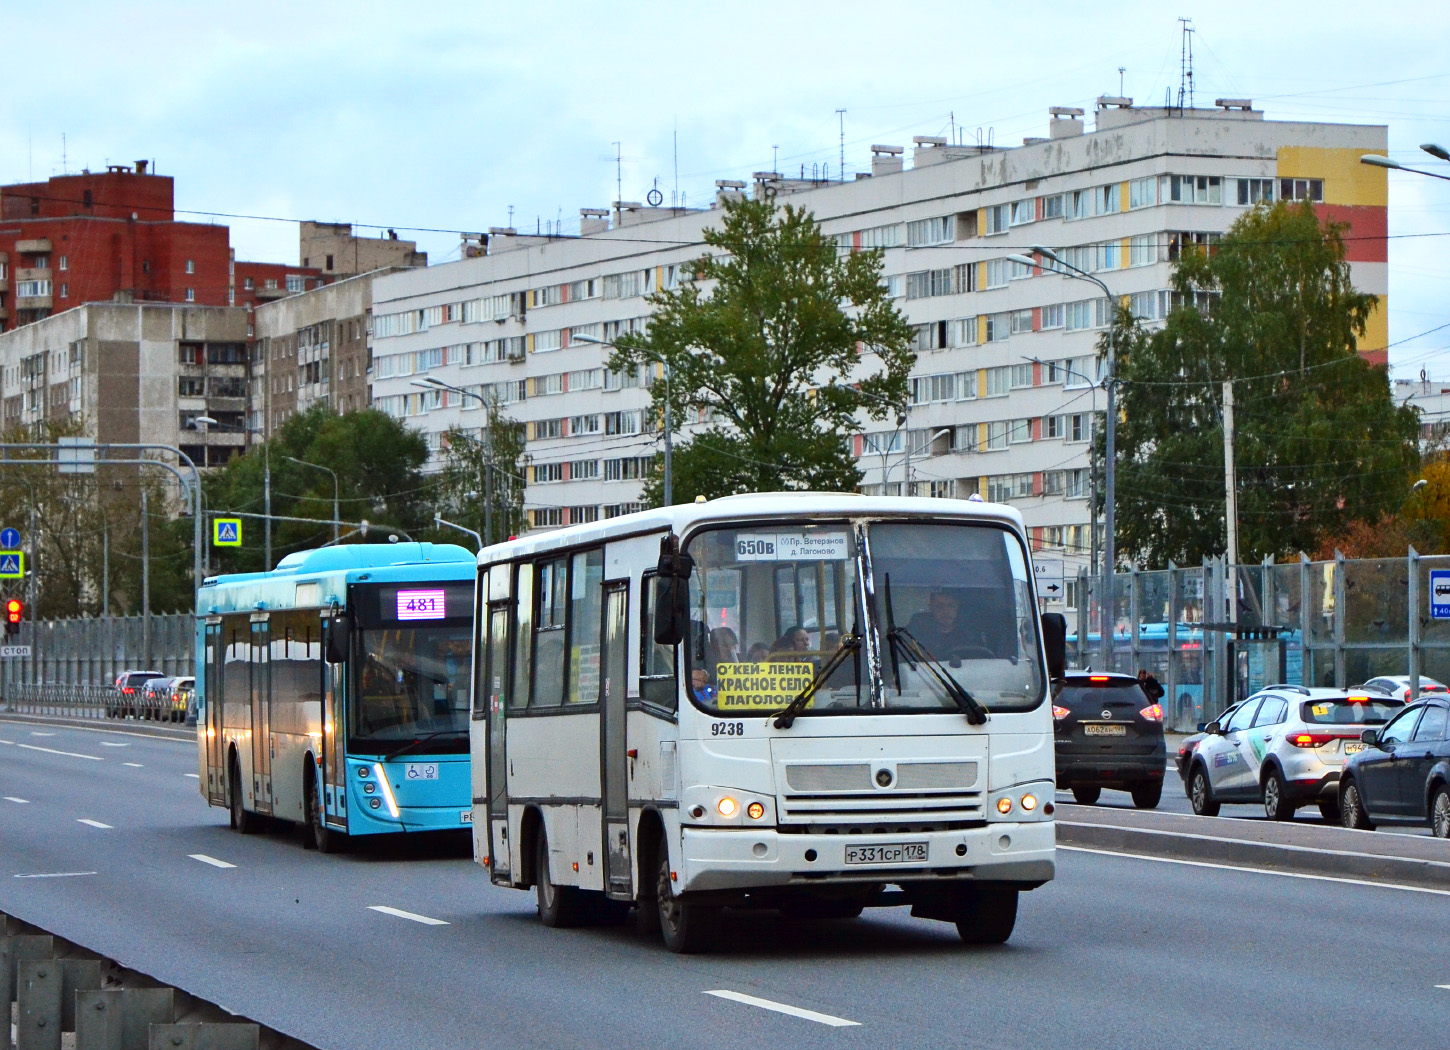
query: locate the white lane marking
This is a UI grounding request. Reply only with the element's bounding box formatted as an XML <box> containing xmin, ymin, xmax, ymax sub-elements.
<box><xmin>703</xmin><ymin>990</ymin><xmax>861</xmax><ymax>1028</ymax></box>
<box><xmin>183</xmin><ymin>773</ymin><xmax>199</xmax><ymax>779</ymax></box>
<box><xmin>1060</xmin><ymin>845</ymin><xmax>1450</xmax><ymax>898</ymax></box>
<box><xmin>77</xmin><ymin>818</ymin><xmax>113</xmax><ymax>829</ymax></box>
<box><xmin>124</xmin><ymin>762</ymin><xmax>144</xmax><ymax>768</ymax></box>
<box><xmin>99</xmin><ymin>741</ymin><xmax>130</xmax><ymax>748</ymax></box>
<box><xmin>13</xmin><ymin>871</ymin><xmax>97</xmax><ymax>879</ymax></box>
<box><xmin>188</xmin><ymin>854</ymin><xmax>236</xmax><ymax>869</ymax></box>
<box><xmin>29</xmin><ymin>731</ymin><xmax>55</xmax><ymax>737</ymax></box>
<box><xmin>1437</xmin><ymin>985</ymin><xmax>1450</xmax><ymax>991</ymax></box>
<box><xmin>17</xmin><ymin>743</ymin><xmax>102</xmax><ymax>761</ymax></box>
<box><xmin>0</xmin><ymin>738</ymin><xmax>14</xmax><ymax>744</ymax></box>
<box><xmin>4</xmin><ymin>796</ymin><xmax>29</xmax><ymax>804</ymax></box>
<box><xmin>367</xmin><ymin>905</ymin><xmax>449</xmax><ymax>926</ymax></box>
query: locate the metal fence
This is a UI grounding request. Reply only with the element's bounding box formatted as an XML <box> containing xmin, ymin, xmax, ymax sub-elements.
<box><xmin>1078</xmin><ymin>550</ymin><xmax>1450</xmax><ymax>732</ymax></box>
<box><xmin>0</xmin><ymin>682</ymin><xmax>190</xmax><ymax>722</ymax></box>
<box><xmin>0</xmin><ymin>613</ymin><xmax>193</xmax><ymax>695</ymax></box>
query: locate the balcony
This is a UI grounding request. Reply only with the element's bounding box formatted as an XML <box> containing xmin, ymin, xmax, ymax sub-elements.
<box><xmin>17</xmin><ymin>267</ymin><xmax>50</xmax><ymax>283</ymax></box>
<box><xmin>0</xmin><ymin>308</ymin><xmax>8</xmax><ymax>321</ymax></box>
<box><xmin>15</xmin><ymin>295</ymin><xmax>52</xmax><ymax>310</ymax></box>
<box><xmin>253</xmin><ymin>285</ymin><xmax>289</xmax><ymax>301</ymax></box>
<box><xmin>15</xmin><ymin>239</ymin><xmax>51</xmax><ymax>254</ymax></box>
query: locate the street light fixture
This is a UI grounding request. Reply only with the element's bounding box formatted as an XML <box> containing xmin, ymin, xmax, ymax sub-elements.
<box><xmin>1010</xmin><ymin>248</ymin><xmax>1120</xmax><ymax>662</ymax></box>
<box><xmin>1422</xmin><ymin>144</ymin><xmax>1450</xmax><ymax>162</ymax></box>
<box><xmin>410</xmin><ymin>375</ymin><xmax>519</xmax><ymax>544</ymax></box>
<box><xmin>570</xmin><ymin>333</ymin><xmax>675</xmax><ymax>506</ymax></box>
<box><xmin>1359</xmin><ymin>153</ymin><xmax>1450</xmax><ymax>182</ymax></box>
<box><xmin>192</xmin><ymin>414</ymin><xmax>274</xmax><ymax>568</ymax></box>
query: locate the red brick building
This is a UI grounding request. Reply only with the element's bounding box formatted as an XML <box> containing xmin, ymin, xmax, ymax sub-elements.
<box><xmin>0</xmin><ymin>163</ymin><xmax>325</xmax><ymax>335</ymax></box>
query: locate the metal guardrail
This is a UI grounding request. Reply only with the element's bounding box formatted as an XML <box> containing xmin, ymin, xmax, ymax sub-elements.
<box><xmin>2</xmin><ymin>683</ymin><xmax>190</xmax><ymax>723</ymax></box>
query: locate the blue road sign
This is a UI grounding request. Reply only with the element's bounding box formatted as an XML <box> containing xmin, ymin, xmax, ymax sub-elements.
<box><xmin>0</xmin><ymin>529</ymin><xmax>19</xmax><ymax>549</ymax></box>
<box><xmin>213</xmin><ymin>518</ymin><xmax>242</xmax><ymax>547</ymax></box>
<box><xmin>0</xmin><ymin>552</ymin><xmax>23</xmax><ymax>579</ymax></box>
<box><xmin>1432</xmin><ymin>570</ymin><xmax>1450</xmax><ymax>621</ymax></box>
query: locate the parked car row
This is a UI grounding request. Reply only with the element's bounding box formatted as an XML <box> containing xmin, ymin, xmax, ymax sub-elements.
<box><xmin>106</xmin><ymin>670</ymin><xmax>194</xmax><ymax>723</ymax></box>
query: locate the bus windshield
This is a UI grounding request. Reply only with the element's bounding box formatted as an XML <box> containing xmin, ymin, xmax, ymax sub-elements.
<box><xmin>684</xmin><ymin>519</ymin><xmax>1044</xmax><ymax>718</ymax></box>
<box><xmin>350</xmin><ymin>624</ymin><xmax>472</xmax><ymax>753</ymax></box>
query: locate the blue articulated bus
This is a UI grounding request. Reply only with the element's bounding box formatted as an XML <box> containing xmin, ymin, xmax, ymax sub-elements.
<box><xmin>195</xmin><ymin>543</ymin><xmax>477</xmax><ymax>851</ymax></box>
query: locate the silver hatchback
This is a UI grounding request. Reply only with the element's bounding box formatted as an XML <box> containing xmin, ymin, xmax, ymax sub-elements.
<box><xmin>1185</xmin><ymin>687</ymin><xmax>1404</xmax><ymax>821</ymax></box>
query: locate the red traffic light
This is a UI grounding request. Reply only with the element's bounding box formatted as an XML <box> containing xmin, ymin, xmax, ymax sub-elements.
<box><xmin>4</xmin><ymin>599</ymin><xmax>20</xmax><ymax>624</ymax></box>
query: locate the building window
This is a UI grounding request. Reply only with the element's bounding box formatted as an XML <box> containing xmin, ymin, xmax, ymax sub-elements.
<box><xmin>285</xmin><ymin>274</ymin><xmax>306</xmax><ymax>293</ymax></box>
<box><xmin>984</xmin><ymin>313</ymin><xmax>1010</xmax><ymax>343</ymax></box>
<box><xmin>185</xmin><ymin>259</ymin><xmax>195</xmax><ymax>274</ymax></box>
<box><xmin>984</xmin><ymin>366</ymin><xmax>1010</xmax><ymax>398</ymax></box>
<box><xmin>1128</xmin><ymin>177</ymin><xmax>1157</xmax><ymax>209</ymax></box>
<box><xmin>1279</xmin><ymin>177</ymin><xmax>1323</xmax><ymax>203</ymax></box>
<box><xmin>1041</xmin><ymin>194</ymin><xmax>1064</xmax><ymax>220</ymax></box>
<box><xmin>1237</xmin><ymin>178</ymin><xmax>1275</xmax><ymax>205</ymax></box>
<box><xmin>58</xmin><ymin>255</ymin><xmax>68</xmax><ymax>271</ymax></box>
<box><xmin>906</xmin><ymin>215</ymin><xmax>955</xmax><ymax>247</ymax></box>
<box><xmin>1008</xmin><ymin>419</ymin><xmax>1032</xmax><ymax>444</ymax></box>
<box><xmin>185</xmin><ymin>288</ymin><xmax>195</xmax><ymax>302</ymax></box>
<box><xmin>243</xmin><ymin>277</ymin><xmax>254</xmax><ymax>290</ymax></box>
<box><xmin>1070</xmin><ymin>412</ymin><xmax>1092</xmax><ymax>442</ymax></box>
<box><xmin>1065</xmin><ymin>468</ymin><xmax>1090</xmax><ymax>498</ymax></box>
<box><xmin>326</xmin><ymin>254</ymin><xmax>334</xmax><ymax>270</ymax></box>
<box><xmin>1046</xmin><ymin>415</ymin><xmax>1064</xmax><ymax>439</ymax></box>
<box><xmin>1010</xmin><ymin>199</ymin><xmax>1036</xmax><ymax>226</ymax></box>
<box><xmin>1160</xmin><ymin>174</ymin><xmax>1222</xmax><ymax>205</ymax></box>
<box><xmin>983</xmin><ymin>203</ymin><xmax>1010</xmax><ymax>235</ymax></box>
<box><xmin>1040</xmin><ymin>303</ymin><xmax>1064</xmax><ymax>330</ymax></box>
<box><xmin>264</xmin><ymin>278</ymin><xmax>278</xmax><ymax>290</ymax></box>
<box><xmin>59</xmin><ymin>283</ymin><xmax>68</xmax><ymax>299</ymax></box>
<box><xmin>1129</xmin><ymin>234</ymin><xmax>1158</xmax><ymax>267</ymax></box>
<box><xmin>986</xmin><ymin>421</ymin><xmax>1009</xmax><ymax>450</ymax></box>
<box><xmin>1009</xmin><ymin>363</ymin><xmax>1034</xmax><ymax>388</ymax></box>
<box><xmin>1009</xmin><ymin>310</ymin><xmax>1034</xmax><ymax>336</ymax></box>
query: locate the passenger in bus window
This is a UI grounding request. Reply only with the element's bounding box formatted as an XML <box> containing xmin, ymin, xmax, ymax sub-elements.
<box><xmin>691</xmin><ymin>666</ymin><xmax>716</xmax><ymax>703</ymax></box>
<box><xmin>746</xmin><ymin>642</ymin><xmax>771</xmax><ymax>663</ymax></box>
<box><xmin>708</xmin><ymin>627</ymin><xmax>739</xmax><ymax>673</ymax></box>
<box><xmin>769</xmin><ymin>627</ymin><xmax>811</xmax><ymax>660</ymax></box>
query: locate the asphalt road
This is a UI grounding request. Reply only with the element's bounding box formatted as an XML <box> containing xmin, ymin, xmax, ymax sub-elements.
<box><xmin>2</xmin><ymin>717</ymin><xmax>1448</xmax><ymax>1050</ymax></box>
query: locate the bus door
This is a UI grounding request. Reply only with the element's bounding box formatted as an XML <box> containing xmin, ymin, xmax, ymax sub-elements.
<box><xmin>599</xmin><ymin>581</ymin><xmax>631</xmax><ymax>898</ymax></box>
<box><xmin>484</xmin><ymin>602</ymin><xmax>511</xmax><ymax>876</ymax></box>
<box><xmin>249</xmin><ymin>614</ymin><xmax>273</xmax><ymax>814</ymax></box>
<box><xmin>322</xmin><ymin>613</ymin><xmax>347</xmax><ymax>823</ymax></box>
<box><xmin>204</xmin><ymin>618</ymin><xmax>226</xmax><ymax>806</ymax></box>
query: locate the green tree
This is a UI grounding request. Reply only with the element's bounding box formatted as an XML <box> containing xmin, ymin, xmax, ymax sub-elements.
<box><xmin>608</xmin><ymin>196</ymin><xmax>914</xmax><ymax>503</ymax></box>
<box><xmin>1110</xmin><ymin>201</ymin><xmax>1420</xmax><ymax>566</ymax></box>
<box><xmin>435</xmin><ymin>400</ymin><xmax>529</xmax><ymax>546</ymax></box>
<box><xmin>205</xmin><ymin>404</ymin><xmax>429</xmax><ymax>573</ymax></box>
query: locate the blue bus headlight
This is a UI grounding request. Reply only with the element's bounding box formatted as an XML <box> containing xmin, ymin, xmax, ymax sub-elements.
<box><xmin>369</xmin><ymin>797</ymin><xmax>382</xmax><ymax>809</ymax></box>
<box><xmin>363</xmin><ymin>782</ymin><xmax>376</xmax><ymax>794</ymax></box>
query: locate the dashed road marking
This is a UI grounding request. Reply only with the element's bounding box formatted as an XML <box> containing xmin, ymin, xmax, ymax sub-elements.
<box><xmin>18</xmin><ymin>743</ymin><xmax>102</xmax><ymax>761</ymax></box>
<box><xmin>99</xmin><ymin>741</ymin><xmax>130</xmax><ymax>748</ymax></box>
<box><xmin>1061</xmin><ymin>845</ymin><xmax>1450</xmax><ymax>897</ymax></box>
<box><xmin>14</xmin><ymin>871</ymin><xmax>96</xmax><ymax>879</ymax></box>
<box><xmin>3</xmin><ymin>796</ymin><xmax>29</xmax><ymax>804</ymax></box>
<box><xmin>29</xmin><ymin>731</ymin><xmax>55</xmax><ymax>737</ymax></box>
<box><xmin>183</xmin><ymin>773</ymin><xmax>199</xmax><ymax>779</ymax></box>
<box><xmin>703</xmin><ymin>990</ymin><xmax>860</xmax><ymax>1027</ymax></box>
<box><xmin>1437</xmin><ymin>984</ymin><xmax>1450</xmax><ymax>991</ymax></box>
<box><xmin>77</xmin><ymin>818</ymin><xmax>112</xmax><ymax>829</ymax></box>
<box><xmin>188</xmin><ymin>854</ymin><xmax>236</xmax><ymax>869</ymax></box>
<box><xmin>124</xmin><ymin>762</ymin><xmax>144</xmax><ymax>768</ymax></box>
<box><xmin>367</xmin><ymin>905</ymin><xmax>449</xmax><ymax>926</ymax></box>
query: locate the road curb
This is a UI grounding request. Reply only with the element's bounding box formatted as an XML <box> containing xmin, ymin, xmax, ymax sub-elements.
<box><xmin>1057</xmin><ymin>819</ymin><xmax>1450</xmax><ymax>889</ymax></box>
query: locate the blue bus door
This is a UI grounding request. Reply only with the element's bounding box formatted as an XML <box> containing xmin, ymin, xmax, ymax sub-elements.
<box><xmin>600</xmin><ymin>581</ymin><xmax>632</xmax><ymax>899</ymax></box>
<box><xmin>204</xmin><ymin>619</ymin><xmax>227</xmax><ymax>806</ymax></box>
<box><xmin>484</xmin><ymin>603</ymin><xmax>510</xmax><ymax>878</ymax></box>
<box><xmin>249</xmin><ymin>615</ymin><xmax>273</xmax><ymax>814</ymax></box>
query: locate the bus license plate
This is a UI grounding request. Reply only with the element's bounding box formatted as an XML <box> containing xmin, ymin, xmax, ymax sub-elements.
<box><xmin>1084</xmin><ymin>724</ymin><xmax>1126</xmax><ymax>736</ymax></box>
<box><xmin>844</xmin><ymin>842</ymin><xmax>927</xmax><ymax>865</ymax></box>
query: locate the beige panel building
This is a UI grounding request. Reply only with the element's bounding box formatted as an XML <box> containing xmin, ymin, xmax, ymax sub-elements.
<box><xmin>299</xmin><ymin>222</ymin><xmax>427</xmax><ymax>280</ymax></box>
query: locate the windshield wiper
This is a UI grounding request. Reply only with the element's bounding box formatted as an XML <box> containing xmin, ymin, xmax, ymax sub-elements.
<box><xmin>772</xmin><ymin>634</ymin><xmax>861</xmax><ymax>729</ymax></box>
<box><xmin>887</xmin><ymin>626</ymin><xmax>989</xmax><ymax>726</ymax></box>
<box><xmin>380</xmin><ymin>728</ymin><xmax>466</xmax><ymax>760</ymax></box>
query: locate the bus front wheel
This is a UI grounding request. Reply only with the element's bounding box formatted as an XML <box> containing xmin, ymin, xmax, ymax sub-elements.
<box><xmin>656</xmin><ymin>850</ymin><xmax>718</xmax><ymax>953</ymax></box>
<box><xmin>954</xmin><ymin>885</ymin><xmax>1018</xmax><ymax>945</ymax></box>
<box><xmin>306</xmin><ymin>767</ymin><xmax>346</xmax><ymax>854</ymax></box>
<box><xmin>229</xmin><ymin>755</ymin><xmax>254</xmax><ymax>835</ymax></box>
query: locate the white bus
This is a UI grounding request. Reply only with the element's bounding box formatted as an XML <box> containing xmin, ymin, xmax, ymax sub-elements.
<box><xmin>469</xmin><ymin>493</ymin><xmax>1066</xmax><ymax>951</ymax></box>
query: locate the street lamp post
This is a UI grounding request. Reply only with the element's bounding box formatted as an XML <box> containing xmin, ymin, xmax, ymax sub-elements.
<box><xmin>193</xmin><ymin>416</ymin><xmax>269</xmax><ymax>567</ymax></box>
<box><xmin>570</xmin><ymin>333</ymin><xmax>673</xmax><ymax>506</ymax></box>
<box><xmin>1360</xmin><ymin>145</ymin><xmax>1450</xmax><ymax>182</ymax></box>
<box><xmin>411</xmin><ymin>377</ymin><xmax>501</xmax><ymax>543</ymax></box>
<box><xmin>1010</xmin><ymin>248</ymin><xmax>1118</xmax><ymax>664</ymax></box>
<box><xmin>283</xmin><ymin>456</ymin><xmax>340</xmax><ymax>545</ymax></box>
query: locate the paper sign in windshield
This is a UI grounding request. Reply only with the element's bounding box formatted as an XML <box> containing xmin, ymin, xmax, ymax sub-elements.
<box><xmin>734</xmin><ymin>531</ymin><xmax>848</xmax><ymax>562</ymax></box>
<box><xmin>714</xmin><ymin>662</ymin><xmax>815</xmax><ymax>710</ymax></box>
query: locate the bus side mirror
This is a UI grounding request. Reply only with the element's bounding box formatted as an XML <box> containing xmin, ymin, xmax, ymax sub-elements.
<box><xmin>1040</xmin><ymin>612</ymin><xmax>1067</xmax><ymax>682</ymax></box>
<box><xmin>325</xmin><ymin>614</ymin><xmax>351</xmax><ymax>664</ymax></box>
<box><xmin>653</xmin><ymin>536</ymin><xmax>694</xmax><ymax>647</ymax></box>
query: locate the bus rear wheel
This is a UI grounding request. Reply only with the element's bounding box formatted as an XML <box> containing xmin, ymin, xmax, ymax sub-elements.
<box><xmin>535</xmin><ymin>830</ymin><xmax>584</xmax><ymax>928</ymax></box>
<box><xmin>954</xmin><ymin>885</ymin><xmax>1019</xmax><ymax>945</ymax></box>
<box><xmin>229</xmin><ymin>755</ymin><xmax>254</xmax><ymax>835</ymax></box>
<box><xmin>656</xmin><ymin>850</ymin><xmax>718</xmax><ymax>953</ymax></box>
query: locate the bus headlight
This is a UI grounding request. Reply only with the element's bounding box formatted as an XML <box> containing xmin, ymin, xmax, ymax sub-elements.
<box><xmin>747</xmin><ymin>802</ymin><xmax>765</xmax><ymax>820</ymax></box>
<box><xmin>1021</xmin><ymin>794</ymin><xmax>1038</xmax><ymax>812</ymax></box>
<box><xmin>717</xmin><ymin>797</ymin><xmax>738</xmax><ymax>818</ymax></box>
<box><xmin>996</xmin><ymin>797</ymin><xmax>1014</xmax><ymax>815</ymax></box>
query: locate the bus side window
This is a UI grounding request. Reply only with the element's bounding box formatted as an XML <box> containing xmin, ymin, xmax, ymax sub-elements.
<box><xmin>511</xmin><ymin>563</ymin><xmax>533</xmax><ymax>710</ymax></box>
<box><xmin>532</xmin><ymin>557</ymin><xmax>567</xmax><ymax>708</ymax></box>
<box><xmin>640</xmin><ymin>573</ymin><xmax>677</xmax><ymax>711</ymax></box>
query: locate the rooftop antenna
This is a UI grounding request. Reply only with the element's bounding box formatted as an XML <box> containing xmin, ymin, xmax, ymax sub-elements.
<box><xmin>1178</xmin><ymin>17</ymin><xmax>1195</xmax><ymax>110</ymax></box>
<box><xmin>672</xmin><ymin>119</ymin><xmax>679</xmax><ymax>207</ymax></box>
<box><xmin>772</xmin><ymin>144</ymin><xmax>779</xmax><ymax>172</ymax></box>
<box><xmin>613</xmin><ymin>141</ymin><xmax>622</xmax><ymax>207</ymax></box>
<box><xmin>836</xmin><ymin>108</ymin><xmax>846</xmax><ymax>180</ymax></box>
<box><xmin>507</xmin><ymin>204</ymin><xmax>514</xmax><ymax>228</ymax></box>
<box><xmin>949</xmin><ymin>110</ymin><xmax>956</xmax><ymax>146</ymax></box>
<box><xmin>1118</xmin><ymin>67</ymin><xmax>1125</xmax><ymax>97</ymax></box>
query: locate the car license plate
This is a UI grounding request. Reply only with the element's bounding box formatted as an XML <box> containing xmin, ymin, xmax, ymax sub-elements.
<box><xmin>1344</xmin><ymin>742</ymin><xmax>1366</xmax><ymax>754</ymax></box>
<box><xmin>1084</xmin><ymin>724</ymin><xmax>1126</xmax><ymax>736</ymax></box>
<box><xmin>844</xmin><ymin>842</ymin><xmax>927</xmax><ymax>865</ymax></box>
<box><xmin>404</xmin><ymin>762</ymin><xmax>439</xmax><ymax>781</ymax></box>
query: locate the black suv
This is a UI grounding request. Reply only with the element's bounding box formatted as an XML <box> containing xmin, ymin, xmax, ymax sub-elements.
<box><xmin>1053</xmin><ymin>671</ymin><xmax>1167</xmax><ymax>808</ymax></box>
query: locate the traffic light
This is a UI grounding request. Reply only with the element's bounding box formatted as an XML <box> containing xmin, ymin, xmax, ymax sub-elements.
<box><xmin>4</xmin><ymin>598</ymin><xmax>22</xmax><ymax>636</ymax></box>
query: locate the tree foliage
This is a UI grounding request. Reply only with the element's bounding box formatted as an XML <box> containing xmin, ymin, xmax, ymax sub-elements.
<box><xmin>435</xmin><ymin>401</ymin><xmax>529</xmax><ymax>547</ymax></box>
<box><xmin>608</xmin><ymin>196</ymin><xmax>915</xmax><ymax>503</ymax></box>
<box><xmin>1109</xmin><ymin>201</ymin><xmax>1420</xmax><ymax>566</ymax></box>
<box><xmin>205</xmin><ymin>404</ymin><xmax>429</xmax><ymax>573</ymax></box>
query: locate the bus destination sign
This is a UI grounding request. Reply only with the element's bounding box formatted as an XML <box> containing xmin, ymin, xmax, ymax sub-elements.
<box><xmin>396</xmin><ymin>588</ymin><xmax>447</xmax><ymax>621</ymax></box>
<box><xmin>714</xmin><ymin>662</ymin><xmax>815</xmax><ymax>710</ymax></box>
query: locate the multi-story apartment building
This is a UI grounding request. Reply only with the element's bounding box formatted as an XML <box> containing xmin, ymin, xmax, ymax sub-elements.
<box><xmin>0</xmin><ymin>302</ymin><xmax>250</xmax><ymax>468</ymax></box>
<box><xmin>368</xmin><ymin>97</ymin><xmax>1388</xmax><ymax>591</ymax></box>
<box><xmin>251</xmin><ymin>268</ymin><xmax>401</xmax><ymax>433</ymax></box>
<box><xmin>299</xmin><ymin>222</ymin><xmax>427</xmax><ymax>279</ymax></box>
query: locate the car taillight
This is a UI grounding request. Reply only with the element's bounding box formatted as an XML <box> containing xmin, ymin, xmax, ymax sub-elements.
<box><xmin>122</xmin><ymin>687</ymin><xmax>133</xmax><ymax>695</ymax></box>
<box><xmin>1288</xmin><ymin>732</ymin><xmax>1353</xmax><ymax>748</ymax></box>
<box><xmin>1089</xmin><ymin>675</ymin><xmax>1111</xmax><ymax>683</ymax></box>
<box><xmin>1139</xmin><ymin>704</ymin><xmax>1163</xmax><ymax>722</ymax></box>
<box><xmin>1052</xmin><ymin>705</ymin><xmax>1070</xmax><ymax>720</ymax></box>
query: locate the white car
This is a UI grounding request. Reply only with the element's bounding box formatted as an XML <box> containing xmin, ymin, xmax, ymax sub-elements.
<box><xmin>1185</xmin><ymin>687</ymin><xmax>1404</xmax><ymax>821</ymax></box>
<box><xmin>1359</xmin><ymin>675</ymin><xmax>1449</xmax><ymax>703</ymax></box>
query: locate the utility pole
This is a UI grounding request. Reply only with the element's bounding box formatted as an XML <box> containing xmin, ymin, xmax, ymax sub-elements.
<box><xmin>836</xmin><ymin>109</ymin><xmax>846</xmax><ymax>181</ymax></box>
<box><xmin>1222</xmin><ymin>380</ymin><xmax>1239</xmax><ymax>625</ymax></box>
<box><xmin>141</xmin><ymin>487</ymin><xmax>151</xmax><ymax>669</ymax></box>
<box><xmin>102</xmin><ymin>518</ymin><xmax>109</xmax><ymax>617</ymax></box>
<box><xmin>264</xmin><ymin>442</ymin><xmax>272</xmax><ymax>570</ymax></box>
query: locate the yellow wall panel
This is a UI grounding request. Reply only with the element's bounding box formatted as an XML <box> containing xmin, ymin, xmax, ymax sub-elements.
<box><xmin>1119</xmin><ymin>183</ymin><xmax>1130</xmax><ymax>212</ymax></box>
<box><xmin>1276</xmin><ymin>146</ymin><xmax>1387</xmax><ymax>207</ymax></box>
<box><xmin>1120</xmin><ymin>237</ymin><xmax>1131</xmax><ymax>267</ymax></box>
<box><xmin>1362</xmin><ymin>295</ymin><xmax>1388</xmax><ymax>357</ymax></box>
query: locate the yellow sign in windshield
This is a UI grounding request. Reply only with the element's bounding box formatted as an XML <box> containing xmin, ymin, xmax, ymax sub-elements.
<box><xmin>714</xmin><ymin>662</ymin><xmax>815</xmax><ymax>710</ymax></box>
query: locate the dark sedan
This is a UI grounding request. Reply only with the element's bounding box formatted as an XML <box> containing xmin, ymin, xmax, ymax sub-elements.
<box><xmin>1339</xmin><ymin>697</ymin><xmax>1450</xmax><ymax>837</ymax></box>
<box><xmin>1054</xmin><ymin>671</ymin><xmax>1167</xmax><ymax>808</ymax></box>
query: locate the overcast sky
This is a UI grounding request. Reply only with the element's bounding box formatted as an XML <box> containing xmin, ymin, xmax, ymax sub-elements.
<box><xmin>4</xmin><ymin>1</ymin><xmax>1447</xmax><ymax>377</ymax></box>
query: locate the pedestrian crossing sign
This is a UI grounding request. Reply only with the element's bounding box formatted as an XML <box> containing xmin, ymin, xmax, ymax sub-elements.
<box><xmin>0</xmin><ymin>551</ymin><xmax>23</xmax><ymax>579</ymax></box>
<box><xmin>213</xmin><ymin>518</ymin><xmax>242</xmax><ymax>547</ymax></box>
